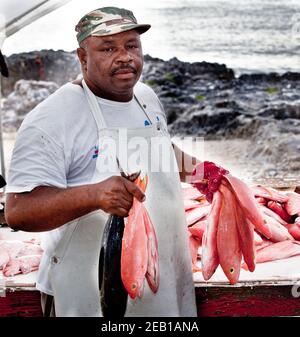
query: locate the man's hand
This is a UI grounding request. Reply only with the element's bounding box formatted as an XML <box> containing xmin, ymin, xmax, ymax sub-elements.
<box><xmin>191</xmin><ymin>161</ymin><xmax>229</xmax><ymax>203</ymax></box>
<box><xmin>5</xmin><ymin>175</ymin><xmax>145</xmax><ymax>232</ymax></box>
<box><xmin>96</xmin><ymin>176</ymin><xmax>145</xmax><ymax>217</ymax></box>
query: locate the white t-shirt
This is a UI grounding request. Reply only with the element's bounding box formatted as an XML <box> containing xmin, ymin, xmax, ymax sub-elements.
<box><xmin>6</xmin><ymin>81</ymin><xmax>168</xmax><ymax>295</ymax></box>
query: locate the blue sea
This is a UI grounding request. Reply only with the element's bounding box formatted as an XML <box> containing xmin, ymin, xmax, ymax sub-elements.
<box><xmin>2</xmin><ymin>0</ymin><xmax>300</xmax><ymax>75</ymax></box>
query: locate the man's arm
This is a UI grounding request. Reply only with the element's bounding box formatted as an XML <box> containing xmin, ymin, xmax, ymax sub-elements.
<box><xmin>5</xmin><ymin>176</ymin><xmax>145</xmax><ymax>232</ymax></box>
<box><xmin>172</xmin><ymin>142</ymin><xmax>202</xmax><ymax>183</ymax></box>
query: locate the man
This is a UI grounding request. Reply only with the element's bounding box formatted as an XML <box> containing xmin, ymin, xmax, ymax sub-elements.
<box><xmin>5</xmin><ymin>7</ymin><xmax>197</xmax><ymax>317</ymax></box>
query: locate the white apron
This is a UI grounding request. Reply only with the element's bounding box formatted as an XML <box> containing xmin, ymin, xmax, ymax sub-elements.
<box><xmin>49</xmin><ymin>80</ymin><xmax>197</xmax><ymax>317</ymax></box>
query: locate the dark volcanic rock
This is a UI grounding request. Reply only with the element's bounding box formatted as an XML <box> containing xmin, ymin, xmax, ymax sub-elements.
<box><xmin>1</xmin><ymin>50</ymin><xmax>300</xmax><ymax>141</ymax></box>
<box><xmin>2</xmin><ymin>50</ymin><xmax>80</xmax><ymax>96</ymax></box>
<box><xmin>2</xmin><ymin>80</ymin><xmax>59</xmax><ymax>131</ymax></box>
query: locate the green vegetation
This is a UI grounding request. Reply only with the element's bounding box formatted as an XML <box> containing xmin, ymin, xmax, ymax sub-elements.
<box><xmin>195</xmin><ymin>94</ymin><xmax>206</xmax><ymax>101</ymax></box>
<box><xmin>144</xmin><ymin>79</ymin><xmax>157</xmax><ymax>87</ymax></box>
<box><xmin>164</xmin><ymin>72</ymin><xmax>176</xmax><ymax>83</ymax></box>
<box><xmin>265</xmin><ymin>87</ymin><xmax>279</xmax><ymax>95</ymax></box>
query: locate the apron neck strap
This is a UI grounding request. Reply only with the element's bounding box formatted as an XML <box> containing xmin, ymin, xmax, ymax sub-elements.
<box><xmin>82</xmin><ymin>79</ymin><xmax>107</xmax><ymax>130</ymax></box>
<box><xmin>82</xmin><ymin>79</ymin><xmax>156</xmax><ymax>130</ymax></box>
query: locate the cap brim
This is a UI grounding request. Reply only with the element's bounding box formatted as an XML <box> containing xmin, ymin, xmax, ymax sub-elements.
<box><xmin>131</xmin><ymin>24</ymin><xmax>151</xmax><ymax>35</ymax></box>
<box><xmin>90</xmin><ymin>23</ymin><xmax>151</xmax><ymax>38</ymax></box>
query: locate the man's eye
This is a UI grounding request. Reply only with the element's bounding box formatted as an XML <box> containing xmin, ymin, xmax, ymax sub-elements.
<box><xmin>127</xmin><ymin>45</ymin><xmax>138</xmax><ymax>49</ymax></box>
<box><xmin>103</xmin><ymin>48</ymin><xmax>114</xmax><ymax>52</ymax></box>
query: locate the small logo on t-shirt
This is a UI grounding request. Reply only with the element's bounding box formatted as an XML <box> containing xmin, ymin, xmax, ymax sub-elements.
<box><xmin>92</xmin><ymin>146</ymin><xmax>99</xmax><ymax>159</ymax></box>
<box><xmin>144</xmin><ymin>120</ymin><xmax>150</xmax><ymax>126</ymax></box>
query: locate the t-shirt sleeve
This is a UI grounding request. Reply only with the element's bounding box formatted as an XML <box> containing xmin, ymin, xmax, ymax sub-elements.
<box><xmin>6</xmin><ymin>125</ymin><xmax>67</xmax><ymax>193</ymax></box>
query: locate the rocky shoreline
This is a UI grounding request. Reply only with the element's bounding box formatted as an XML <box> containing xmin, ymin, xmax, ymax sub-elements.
<box><xmin>1</xmin><ymin>50</ymin><xmax>300</xmax><ymax>181</ymax></box>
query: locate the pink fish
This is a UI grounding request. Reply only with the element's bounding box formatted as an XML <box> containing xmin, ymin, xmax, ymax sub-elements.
<box><xmin>260</xmin><ymin>205</ymin><xmax>288</xmax><ymax>226</ymax></box>
<box><xmin>23</xmin><ymin>238</ymin><xmax>41</xmax><ymax>245</ymax></box>
<box><xmin>185</xmin><ymin>205</ymin><xmax>210</xmax><ymax>226</ymax></box>
<box><xmin>267</xmin><ymin>201</ymin><xmax>293</xmax><ymax>223</ymax></box>
<box><xmin>0</xmin><ymin>240</ymin><xmax>26</xmax><ymax>258</ymax></box>
<box><xmin>254</xmin><ymin>231</ymin><xmax>264</xmax><ymax>246</ymax></box>
<box><xmin>255</xmin><ymin>240</ymin><xmax>300</xmax><ymax>264</ymax></box>
<box><xmin>263</xmin><ymin>214</ymin><xmax>294</xmax><ymax>242</ymax></box>
<box><xmin>224</xmin><ymin>175</ymin><xmax>271</xmax><ymax>239</ymax></box>
<box><xmin>256</xmin><ymin>238</ymin><xmax>274</xmax><ymax>251</ymax></box>
<box><xmin>121</xmin><ymin>175</ymin><xmax>159</xmax><ymax>299</ymax></box>
<box><xmin>217</xmin><ymin>185</ymin><xmax>242</xmax><ymax>285</ymax></box>
<box><xmin>256</xmin><ymin>197</ymin><xmax>267</xmax><ymax>205</ymax></box>
<box><xmin>143</xmin><ymin>206</ymin><xmax>159</xmax><ymax>294</ymax></box>
<box><xmin>285</xmin><ymin>223</ymin><xmax>300</xmax><ymax>241</ymax></box>
<box><xmin>0</xmin><ymin>240</ymin><xmax>43</xmax><ymax>258</ymax></box>
<box><xmin>223</xmin><ymin>184</ymin><xmax>256</xmax><ymax>272</ymax></box>
<box><xmin>121</xmin><ymin>191</ymin><xmax>148</xmax><ymax>299</ymax></box>
<box><xmin>188</xmin><ymin>233</ymin><xmax>202</xmax><ymax>272</ymax></box>
<box><xmin>3</xmin><ymin>255</ymin><xmax>41</xmax><ymax>277</ymax></box>
<box><xmin>236</xmin><ymin>215</ymin><xmax>255</xmax><ymax>272</ymax></box>
<box><xmin>188</xmin><ymin>220</ymin><xmax>207</xmax><ymax>241</ymax></box>
<box><xmin>0</xmin><ymin>246</ymin><xmax>9</xmax><ymax>270</ymax></box>
<box><xmin>284</xmin><ymin>192</ymin><xmax>300</xmax><ymax>216</ymax></box>
<box><xmin>182</xmin><ymin>185</ymin><xmax>204</xmax><ymax>201</ymax></box>
<box><xmin>201</xmin><ymin>190</ymin><xmax>222</xmax><ymax>281</ymax></box>
<box><xmin>184</xmin><ymin>199</ymin><xmax>202</xmax><ymax>211</ymax></box>
<box><xmin>251</xmin><ymin>185</ymin><xmax>289</xmax><ymax>203</ymax></box>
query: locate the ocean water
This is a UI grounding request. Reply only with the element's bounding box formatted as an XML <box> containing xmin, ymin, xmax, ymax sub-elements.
<box><xmin>2</xmin><ymin>0</ymin><xmax>300</xmax><ymax>74</ymax></box>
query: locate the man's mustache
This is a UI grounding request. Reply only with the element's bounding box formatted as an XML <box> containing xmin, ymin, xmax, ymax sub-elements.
<box><xmin>111</xmin><ymin>65</ymin><xmax>137</xmax><ymax>75</ymax></box>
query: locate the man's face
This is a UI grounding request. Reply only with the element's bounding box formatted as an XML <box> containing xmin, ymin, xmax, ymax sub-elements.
<box><xmin>78</xmin><ymin>30</ymin><xmax>144</xmax><ymax>101</ymax></box>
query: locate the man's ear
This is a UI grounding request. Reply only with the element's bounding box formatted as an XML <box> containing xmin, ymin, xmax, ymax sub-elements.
<box><xmin>77</xmin><ymin>47</ymin><xmax>87</xmax><ymax>72</ymax></box>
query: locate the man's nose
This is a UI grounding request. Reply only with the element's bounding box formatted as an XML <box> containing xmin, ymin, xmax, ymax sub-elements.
<box><xmin>116</xmin><ymin>47</ymin><xmax>133</xmax><ymax>63</ymax></box>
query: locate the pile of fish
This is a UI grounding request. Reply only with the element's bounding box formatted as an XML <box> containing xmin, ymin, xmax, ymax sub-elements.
<box><xmin>0</xmin><ymin>238</ymin><xmax>43</xmax><ymax>277</ymax></box>
<box><xmin>185</xmin><ymin>161</ymin><xmax>300</xmax><ymax>285</ymax></box>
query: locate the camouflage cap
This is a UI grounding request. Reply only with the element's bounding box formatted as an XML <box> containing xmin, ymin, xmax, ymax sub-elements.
<box><xmin>75</xmin><ymin>7</ymin><xmax>151</xmax><ymax>44</ymax></box>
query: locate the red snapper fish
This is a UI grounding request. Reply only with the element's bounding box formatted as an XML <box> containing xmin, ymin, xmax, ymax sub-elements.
<box><xmin>0</xmin><ymin>246</ymin><xmax>9</xmax><ymax>270</ymax></box>
<box><xmin>143</xmin><ymin>206</ymin><xmax>159</xmax><ymax>293</ymax></box>
<box><xmin>3</xmin><ymin>255</ymin><xmax>41</xmax><ymax>277</ymax></box>
<box><xmin>188</xmin><ymin>233</ymin><xmax>202</xmax><ymax>272</ymax></box>
<box><xmin>217</xmin><ymin>187</ymin><xmax>242</xmax><ymax>285</ymax></box>
<box><xmin>224</xmin><ymin>175</ymin><xmax>271</xmax><ymax>239</ymax></box>
<box><xmin>0</xmin><ymin>240</ymin><xmax>43</xmax><ymax>274</ymax></box>
<box><xmin>188</xmin><ymin>220</ymin><xmax>207</xmax><ymax>241</ymax></box>
<box><xmin>284</xmin><ymin>192</ymin><xmax>300</xmax><ymax>216</ymax></box>
<box><xmin>0</xmin><ymin>240</ymin><xmax>43</xmax><ymax>259</ymax></box>
<box><xmin>267</xmin><ymin>201</ymin><xmax>293</xmax><ymax>223</ymax></box>
<box><xmin>201</xmin><ymin>191</ymin><xmax>221</xmax><ymax>280</ymax></box>
<box><xmin>251</xmin><ymin>185</ymin><xmax>289</xmax><ymax>203</ymax></box>
<box><xmin>188</xmin><ymin>161</ymin><xmax>300</xmax><ymax>285</ymax></box>
<box><xmin>253</xmin><ymin>240</ymin><xmax>300</xmax><ymax>264</ymax></box>
<box><xmin>121</xmin><ymin>175</ymin><xmax>159</xmax><ymax>299</ymax></box>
